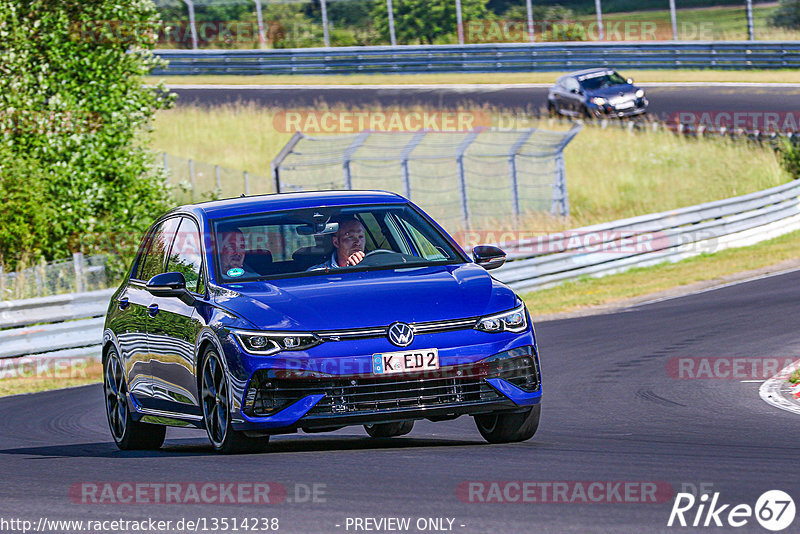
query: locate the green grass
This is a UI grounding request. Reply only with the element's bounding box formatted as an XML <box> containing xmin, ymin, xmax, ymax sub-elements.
<box><xmin>151</xmin><ymin>104</ymin><xmax>791</xmax><ymax>231</ymax></box>
<box><xmin>522</xmin><ymin>227</ymin><xmax>800</xmax><ymax>317</ymax></box>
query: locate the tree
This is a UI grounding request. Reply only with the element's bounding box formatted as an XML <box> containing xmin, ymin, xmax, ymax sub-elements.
<box><xmin>371</xmin><ymin>0</ymin><xmax>491</xmax><ymax>45</ymax></box>
<box><xmin>771</xmin><ymin>0</ymin><xmax>800</xmax><ymax>28</ymax></box>
<box><xmin>0</xmin><ymin>0</ymin><xmax>173</xmax><ymax>271</ymax></box>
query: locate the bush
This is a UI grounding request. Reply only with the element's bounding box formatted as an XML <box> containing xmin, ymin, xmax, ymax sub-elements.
<box><xmin>771</xmin><ymin>0</ymin><xmax>800</xmax><ymax>29</ymax></box>
<box><xmin>776</xmin><ymin>137</ymin><xmax>800</xmax><ymax>179</ymax></box>
<box><xmin>0</xmin><ymin>0</ymin><xmax>173</xmax><ymax>277</ymax></box>
<box><xmin>0</xmin><ymin>149</ymin><xmax>54</xmax><ymax>268</ymax></box>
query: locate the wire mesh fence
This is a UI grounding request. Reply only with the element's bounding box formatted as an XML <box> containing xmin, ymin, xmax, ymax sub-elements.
<box><xmin>0</xmin><ymin>253</ymin><xmax>109</xmax><ymax>301</ymax></box>
<box><xmin>271</xmin><ymin>127</ymin><xmax>581</xmax><ymax>233</ymax></box>
<box><xmin>161</xmin><ymin>152</ymin><xmax>273</xmax><ymax>204</ymax></box>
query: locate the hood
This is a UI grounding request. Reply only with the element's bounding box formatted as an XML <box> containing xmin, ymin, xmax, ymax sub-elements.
<box><xmin>213</xmin><ymin>264</ymin><xmax>517</xmax><ymax>331</ymax></box>
<box><xmin>587</xmin><ymin>84</ymin><xmax>637</xmax><ymax>99</ymax></box>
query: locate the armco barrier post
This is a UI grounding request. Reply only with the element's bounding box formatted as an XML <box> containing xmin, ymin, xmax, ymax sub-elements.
<box><xmin>73</xmin><ymin>252</ymin><xmax>85</xmax><ymax>294</ymax></box>
<box><xmin>189</xmin><ymin>159</ymin><xmax>196</xmax><ymax>202</ymax></box>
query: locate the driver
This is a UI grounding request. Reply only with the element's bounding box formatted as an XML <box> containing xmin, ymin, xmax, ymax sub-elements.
<box><xmin>309</xmin><ymin>217</ymin><xmax>367</xmax><ymax>270</ymax></box>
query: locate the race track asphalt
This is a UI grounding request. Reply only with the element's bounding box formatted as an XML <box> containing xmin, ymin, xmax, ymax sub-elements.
<box><xmin>169</xmin><ymin>85</ymin><xmax>800</xmax><ymax>123</ymax></box>
<box><xmin>2</xmin><ymin>270</ymin><xmax>800</xmax><ymax>533</ymax></box>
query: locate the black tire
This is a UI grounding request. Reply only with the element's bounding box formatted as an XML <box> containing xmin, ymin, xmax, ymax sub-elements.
<box><xmin>474</xmin><ymin>404</ymin><xmax>540</xmax><ymax>444</ymax></box>
<box><xmin>104</xmin><ymin>348</ymin><xmax>166</xmax><ymax>450</ymax></box>
<box><xmin>547</xmin><ymin>102</ymin><xmax>558</xmax><ymax>118</ymax></box>
<box><xmin>364</xmin><ymin>421</ymin><xmax>414</xmax><ymax>438</ymax></box>
<box><xmin>200</xmin><ymin>347</ymin><xmax>269</xmax><ymax>454</ymax></box>
<box><xmin>582</xmin><ymin>106</ymin><xmax>594</xmax><ymax>120</ymax></box>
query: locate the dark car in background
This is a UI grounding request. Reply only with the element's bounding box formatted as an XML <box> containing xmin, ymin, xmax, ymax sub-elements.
<box><xmin>547</xmin><ymin>68</ymin><xmax>648</xmax><ymax>119</ymax></box>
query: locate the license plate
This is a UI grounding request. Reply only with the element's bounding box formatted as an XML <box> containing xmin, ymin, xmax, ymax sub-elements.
<box><xmin>615</xmin><ymin>101</ymin><xmax>635</xmax><ymax>110</ymax></box>
<box><xmin>372</xmin><ymin>348</ymin><xmax>439</xmax><ymax>375</ymax></box>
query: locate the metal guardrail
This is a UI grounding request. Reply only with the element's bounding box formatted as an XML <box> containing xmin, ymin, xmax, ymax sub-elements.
<box><xmin>0</xmin><ymin>289</ymin><xmax>113</xmax><ymax>361</ymax></box>
<box><xmin>153</xmin><ymin>41</ymin><xmax>800</xmax><ymax>75</ymax></box>
<box><xmin>2</xmin><ymin>179</ymin><xmax>798</xmax><ymax>359</ymax></box>
<box><xmin>493</xmin><ymin>179</ymin><xmax>800</xmax><ymax>292</ymax></box>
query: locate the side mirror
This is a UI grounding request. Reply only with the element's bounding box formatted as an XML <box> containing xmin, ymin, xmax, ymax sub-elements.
<box><xmin>627</xmin><ymin>77</ymin><xmax>634</xmax><ymax>85</ymax></box>
<box><xmin>146</xmin><ymin>272</ymin><xmax>195</xmax><ymax>305</ymax></box>
<box><xmin>473</xmin><ymin>245</ymin><xmax>506</xmax><ymax>271</ymax></box>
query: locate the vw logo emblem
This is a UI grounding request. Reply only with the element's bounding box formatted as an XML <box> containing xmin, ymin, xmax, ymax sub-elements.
<box><xmin>387</xmin><ymin>322</ymin><xmax>414</xmax><ymax>347</ymax></box>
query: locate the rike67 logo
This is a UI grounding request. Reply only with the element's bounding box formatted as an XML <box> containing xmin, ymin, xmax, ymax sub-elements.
<box><xmin>668</xmin><ymin>490</ymin><xmax>795</xmax><ymax>531</ymax></box>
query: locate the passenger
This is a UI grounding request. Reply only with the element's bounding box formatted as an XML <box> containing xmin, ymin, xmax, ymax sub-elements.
<box><xmin>219</xmin><ymin>229</ymin><xmax>256</xmax><ymax>278</ymax></box>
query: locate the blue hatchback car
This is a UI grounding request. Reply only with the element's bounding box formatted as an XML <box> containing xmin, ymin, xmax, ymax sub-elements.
<box><xmin>103</xmin><ymin>191</ymin><xmax>542</xmax><ymax>453</ymax></box>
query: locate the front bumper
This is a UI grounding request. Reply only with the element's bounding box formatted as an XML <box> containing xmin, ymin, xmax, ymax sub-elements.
<box><xmin>591</xmin><ymin>98</ymin><xmax>648</xmax><ymax>118</ymax></box>
<box><xmin>231</xmin><ymin>347</ymin><xmax>541</xmax><ymax>432</ymax></box>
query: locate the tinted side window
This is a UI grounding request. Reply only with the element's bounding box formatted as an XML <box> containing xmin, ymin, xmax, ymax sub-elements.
<box><xmin>167</xmin><ymin>217</ymin><xmax>204</xmax><ymax>293</ymax></box>
<box><xmin>139</xmin><ymin>218</ymin><xmax>181</xmax><ymax>281</ymax></box>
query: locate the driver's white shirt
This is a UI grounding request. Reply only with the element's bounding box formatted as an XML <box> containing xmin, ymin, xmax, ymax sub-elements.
<box><xmin>308</xmin><ymin>251</ymin><xmax>342</xmax><ymax>271</ymax></box>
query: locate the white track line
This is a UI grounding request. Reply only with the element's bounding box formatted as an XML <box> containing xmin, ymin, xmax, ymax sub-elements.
<box><xmin>759</xmin><ymin>358</ymin><xmax>800</xmax><ymax>415</ymax></box>
<box><xmin>164</xmin><ymin>82</ymin><xmax>800</xmax><ymax>90</ymax></box>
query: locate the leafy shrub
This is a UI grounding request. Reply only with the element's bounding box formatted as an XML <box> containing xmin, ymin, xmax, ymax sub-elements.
<box><xmin>771</xmin><ymin>0</ymin><xmax>800</xmax><ymax>29</ymax></box>
<box><xmin>0</xmin><ymin>0</ymin><xmax>173</xmax><ymax>277</ymax></box>
<box><xmin>0</xmin><ymin>148</ymin><xmax>54</xmax><ymax>268</ymax></box>
<box><xmin>776</xmin><ymin>137</ymin><xmax>800</xmax><ymax>179</ymax></box>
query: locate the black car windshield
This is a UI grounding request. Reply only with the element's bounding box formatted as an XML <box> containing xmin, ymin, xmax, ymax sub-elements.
<box><xmin>579</xmin><ymin>71</ymin><xmax>627</xmax><ymax>90</ymax></box>
<box><xmin>212</xmin><ymin>204</ymin><xmax>465</xmax><ymax>282</ymax></box>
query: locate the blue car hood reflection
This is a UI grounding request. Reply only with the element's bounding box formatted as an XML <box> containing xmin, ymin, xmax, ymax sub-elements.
<box><xmin>214</xmin><ymin>263</ymin><xmax>516</xmax><ymax>331</ymax></box>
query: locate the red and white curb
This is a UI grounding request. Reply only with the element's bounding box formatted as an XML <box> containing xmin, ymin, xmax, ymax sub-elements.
<box><xmin>759</xmin><ymin>357</ymin><xmax>800</xmax><ymax>416</ymax></box>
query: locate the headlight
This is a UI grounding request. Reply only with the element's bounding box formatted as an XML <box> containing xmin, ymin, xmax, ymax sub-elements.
<box><xmin>232</xmin><ymin>329</ymin><xmax>322</xmax><ymax>355</ymax></box>
<box><xmin>635</xmin><ymin>89</ymin><xmax>645</xmax><ymax>98</ymax></box>
<box><xmin>591</xmin><ymin>97</ymin><xmax>606</xmax><ymax>105</ymax></box>
<box><xmin>475</xmin><ymin>304</ymin><xmax>528</xmax><ymax>333</ymax></box>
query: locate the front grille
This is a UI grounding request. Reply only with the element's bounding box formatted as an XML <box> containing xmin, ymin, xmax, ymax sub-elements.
<box><xmin>243</xmin><ymin>349</ymin><xmax>540</xmax><ymax>418</ymax></box>
<box><xmin>314</xmin><ymin>316</ymin><xmax>478</xmax><ymax>342</ymax></box>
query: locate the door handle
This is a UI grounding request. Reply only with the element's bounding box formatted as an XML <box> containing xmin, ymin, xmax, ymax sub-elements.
<box><xmin>147</xmin><ymin>303</ymin><xmax>159</xmax><ymax>317</ymax></box>
<box><xmin>117</xmin><ymin>297</ymin><xmax>130</xmax><ymax>310</ymax></box>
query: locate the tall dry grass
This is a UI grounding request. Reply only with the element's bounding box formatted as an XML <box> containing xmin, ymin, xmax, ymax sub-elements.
<box><xmin>151</xmin><ymin>103</ymin><xmax>792</xmax><ymax>233</ymax></box>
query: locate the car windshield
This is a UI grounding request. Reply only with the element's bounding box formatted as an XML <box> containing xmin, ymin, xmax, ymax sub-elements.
<box><xmin>211</xmin><ymin>204</ymin><xmax>464</xmax><ymax>282</ymax></box>
<box><xmin>579</xmin><ymin>71</ymin><xmax>627</xmax><ymax>90</ymax></box>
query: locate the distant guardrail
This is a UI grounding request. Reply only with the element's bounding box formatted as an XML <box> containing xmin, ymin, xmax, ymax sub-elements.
<box><xmin>153</xmin><ymin>41</ymin><xmax>800</xmax><ymax>75</ymax></box>
<box><xmin>493</xmin><ymin>179</ymin><xmax>800</xmax><ymax>292</ymax></box>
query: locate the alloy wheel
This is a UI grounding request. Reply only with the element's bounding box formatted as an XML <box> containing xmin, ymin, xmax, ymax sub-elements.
<box><xmin>202</xmin><ymin>351</ymin><xmax>229</xmax><ymax>447</ymax></box>
<box><xmin>104</xmin><ymin>351</ymin><xmax>128</xmax><ymax>442</ymax></box>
